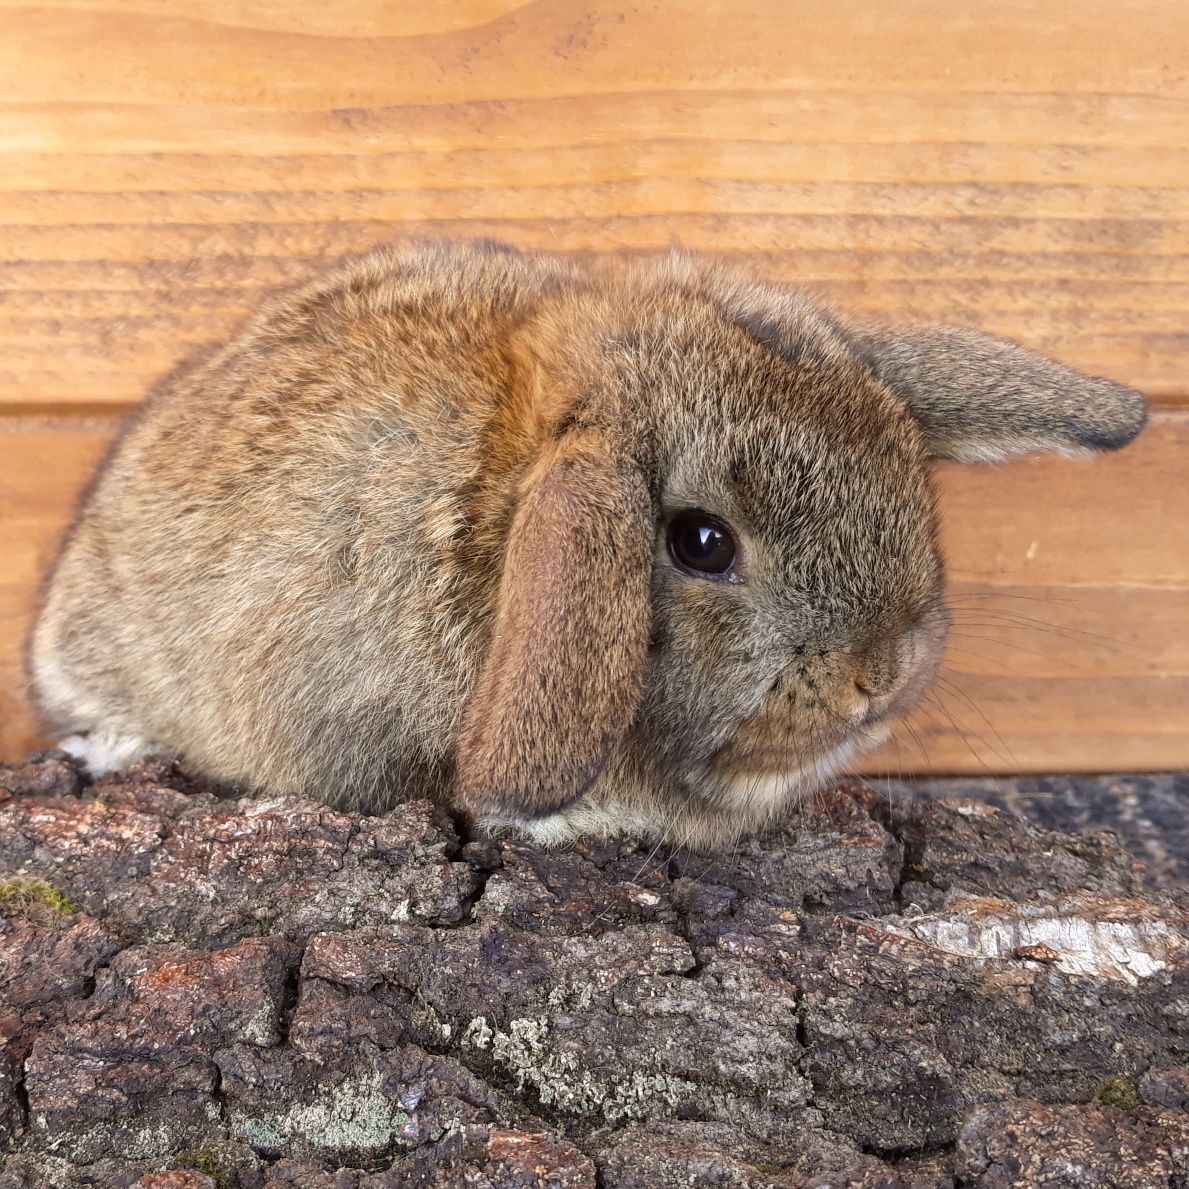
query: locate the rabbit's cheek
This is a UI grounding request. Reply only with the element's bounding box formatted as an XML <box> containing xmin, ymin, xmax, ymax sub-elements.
<box><xmin>705</xmin><ymin>681</ymin><xmax>865</xmax><ymax>777</ymax></box>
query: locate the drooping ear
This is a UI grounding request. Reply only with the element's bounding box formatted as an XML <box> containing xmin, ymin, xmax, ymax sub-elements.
<box><xmin>456</xmin><ymin>432</ymin><xmax>654</xmax><ymax>821</ymax></box>
<box><xmin>855</xmin><ymin>323</ymin><xmax>1147</xmax><ymax>463</ymax></box>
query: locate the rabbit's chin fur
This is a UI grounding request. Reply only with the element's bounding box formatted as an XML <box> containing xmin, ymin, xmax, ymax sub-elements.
<box><xmin>484</xmin><ymin>723</ymin><xmax>892</xmax><ymax>850</ymax></box>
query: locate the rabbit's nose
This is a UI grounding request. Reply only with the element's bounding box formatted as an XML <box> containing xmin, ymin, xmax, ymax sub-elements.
<box><xmin>854</xmin><ymin>673</ymin><xmax>891</xmax><ymax>698</ymax></box>
<box><xmin>850</xmin><ymin>679</ymin><xmax>901</xmax><ymax>726</ymax></box>
<box><xmin>843</xmin><ymin>685</ymin><xmax>873</xmax><ymax>725</ymax></box>
<box><xmin>852</xmin><ymin>623</ymin><xmax>942</xmax><ymax>719</ymax></box>
<box><xmin>852</xmin><ymin>651</ymin><xmax>904</xmax><ymax>701</ymax></box>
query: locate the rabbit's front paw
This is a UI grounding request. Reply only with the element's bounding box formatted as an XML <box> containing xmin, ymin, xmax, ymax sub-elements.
<box><xmin>59</xmin><ymin>730</ymin><xmax>151</xmax><ymax>777</ymax></box>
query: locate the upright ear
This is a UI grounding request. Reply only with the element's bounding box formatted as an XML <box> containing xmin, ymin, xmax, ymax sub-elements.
<box><xmin>456</xmin><ymin>431</ymin><xmax>654</xmax><ymax>821</ymax></box>
<box><xmin>856</xmin><ymin>323</ymin><xmax>1147</xmax><ymax>463</ymax></box>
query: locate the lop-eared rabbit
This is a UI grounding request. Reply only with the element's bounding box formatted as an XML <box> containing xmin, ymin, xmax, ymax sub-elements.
<box><xmin>31</xmin><ymin>242</ymin><xmax>1145</xmax><ymax>847</ymax></box>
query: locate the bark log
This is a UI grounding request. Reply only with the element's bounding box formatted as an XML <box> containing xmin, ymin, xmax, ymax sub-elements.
<box><xmin>0</xmin><ymin>752</ymin><xmax>1186</xmax><ymax>1188</ymax></box>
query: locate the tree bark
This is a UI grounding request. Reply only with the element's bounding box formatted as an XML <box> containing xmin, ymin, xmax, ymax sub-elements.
<box><xmin>0</xmin><ymin>752</ymin><xmax>1186</xmax><ymax>1188</ymax></box>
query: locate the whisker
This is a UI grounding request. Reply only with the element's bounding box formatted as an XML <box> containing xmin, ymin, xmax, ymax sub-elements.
<box><xmin>897</xmin><ymin>716</ymin><xmax>933</xmax><ymax>766</ymax></box>
<box><xmin>946</xmin><ymin>589</ymin><xmax>1079</xmax><ymax>608</ymax></box>
<box><xmin>628</xmin><ymin>814</ymin><xmax>676</xmax><ymax>888</ymax></box>
<box><xmin>945</xmin><ymin>609</ymin><xmax>1140</xmax><ymax>655</ymax></box>
<box><xmin>907</xmin><ymin>697</ymin><xmax>996</xmax><ymax>776</ymax></box>
<box><xmin>924</xmin><ymin>686</ymin><xmax>1018</xmax><ymax>775</ymax></box>
<box><xmin>934</xmin><ymin>671</ymin><xmax>1015</xmax><ymax>757</ymax></box>
<box><xmin>943</xmin><ymin>632</ymin><xmax>1098</xmax><ymax>673</ymax></box>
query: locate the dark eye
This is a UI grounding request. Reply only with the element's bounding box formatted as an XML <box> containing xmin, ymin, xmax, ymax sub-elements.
<box><xmin>667</xmin><ymin>510</ymin><xmax>737</xmax><ymax>577</ymax></box>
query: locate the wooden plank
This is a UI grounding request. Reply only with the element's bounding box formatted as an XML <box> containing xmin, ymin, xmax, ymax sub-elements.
<box><xmin>2</xmin><ymin>412</ymin><xmax>1185</xmax><ymax>772</ymax></box>
<box><xmin>859</xmin><ymin>413</ymin><xmax>1189</xmax><ymax>773</ymax></box>
<box><xmin>0</xmin><ymin>424</ymin><xmax>112</xmax><ymax>758</ymax></box>
<box><xmin>0</xmin><ymin>0</ymin><xmax>1186</xmax><ymax>412</ymax></box>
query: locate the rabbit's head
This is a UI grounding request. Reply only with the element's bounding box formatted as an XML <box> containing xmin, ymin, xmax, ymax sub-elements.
<box><xmin>452</xmin><ymin>258</ymin><xmax>1146</xmax><ymax>842</ymax></box>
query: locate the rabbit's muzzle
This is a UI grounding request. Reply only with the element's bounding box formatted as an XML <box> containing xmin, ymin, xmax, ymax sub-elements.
<box><xmin>706</xmin><ymin>616</ymin><xmax>947</xmax><ymax>812</ymax></box>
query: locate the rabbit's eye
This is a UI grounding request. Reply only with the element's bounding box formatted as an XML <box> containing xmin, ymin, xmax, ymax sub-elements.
<box><xmin>667</xmin><ymin>511</ymin><xmax>737</xmax><ymax>577</ymax></box>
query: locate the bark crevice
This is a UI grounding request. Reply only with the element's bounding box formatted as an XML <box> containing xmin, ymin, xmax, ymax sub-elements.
<box><xmin>0</xmin><ymin>752</ymin><xmax>1186</xmax><ymax>1187</ymax></box>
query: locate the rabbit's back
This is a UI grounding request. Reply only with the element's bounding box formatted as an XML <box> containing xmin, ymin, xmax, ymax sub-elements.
<box><xmin>32</xmin><ymin>241</ymin><xmax>571</xmax><ymax>804</ymax></box>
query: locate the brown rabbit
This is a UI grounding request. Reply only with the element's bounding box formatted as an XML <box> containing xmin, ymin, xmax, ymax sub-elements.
<box><xmin>29</xmin><ymin>241</ymin><xmax>1145</xmax><ymax>847</ymax></box>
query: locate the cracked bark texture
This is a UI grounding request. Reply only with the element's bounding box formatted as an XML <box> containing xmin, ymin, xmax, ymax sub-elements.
<box><xmin>0</xmin><ymin>752</ymin><xmax>1186</xmax><ymax>1188</ymax></box>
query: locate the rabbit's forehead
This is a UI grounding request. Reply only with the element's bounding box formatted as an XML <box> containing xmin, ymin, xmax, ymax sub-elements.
<box><xmin>659</xmin><ymin>389</ymin><xmax>930</xmax><ymax>524</ymax></box>
<box><xmin>615</xmin><ymin>313</ymin><xmax>938</xmax><ymax>560</ymax></box>
<box><xmin>659</xmin><ymin>387</ymin><xmax>940</xmax><ymax>604</ymax></box>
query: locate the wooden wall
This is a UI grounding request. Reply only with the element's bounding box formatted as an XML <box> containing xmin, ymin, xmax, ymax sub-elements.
<box><xmin>1</xmin><ymin>0</ymin><xmax>1185</xmax><ymax>773</ymax></box>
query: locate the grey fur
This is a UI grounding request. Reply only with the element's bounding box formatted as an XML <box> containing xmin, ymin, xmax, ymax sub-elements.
<box><xmin>857</xmin><ymin>322</ymin><xmax>1146</xmax><ymax>462</ymax></box>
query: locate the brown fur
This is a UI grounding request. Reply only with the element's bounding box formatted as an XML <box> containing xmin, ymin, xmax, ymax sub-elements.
<box><xmin>29</xmin><ymin>240</ymin><xmax>1146</xmax><ymax>847</ymax></box>
<box><xmin>456</xmin><ymin>432</ymin><xmax>653</xmax><ymax>818</ymax></box>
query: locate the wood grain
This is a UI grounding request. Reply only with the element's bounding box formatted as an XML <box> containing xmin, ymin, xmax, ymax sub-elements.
<box><xmin>2</xmin><ymin>413</ymin><xmax>1185</xmax><ymax>771</ymax></box>
<box><xmin>0</xmin><ymin>0</ymin><xmax>1185</xmax><ymax>772</ymax></box>
<box><xmin>1</xmin><ymin>0</ymin><xmax>1186</xmax><ymax>414</ymax></box>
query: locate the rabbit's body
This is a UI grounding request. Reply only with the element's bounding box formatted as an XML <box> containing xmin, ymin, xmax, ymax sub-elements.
<box><xmin>31</xmin><ymin>241</ymin><xmax>1146</xmax><ymax>847</ymax></box>
<box><xmin>35</xmin><ymin>244</ymin><xmax>568</xmax><ymax>810</ymax></box>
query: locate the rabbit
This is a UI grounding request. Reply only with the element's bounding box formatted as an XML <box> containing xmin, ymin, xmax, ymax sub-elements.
<box><xmin>29</xmin><ymin>239</ymin><xmax>1146</xmax><ymax>848</ymax></box>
